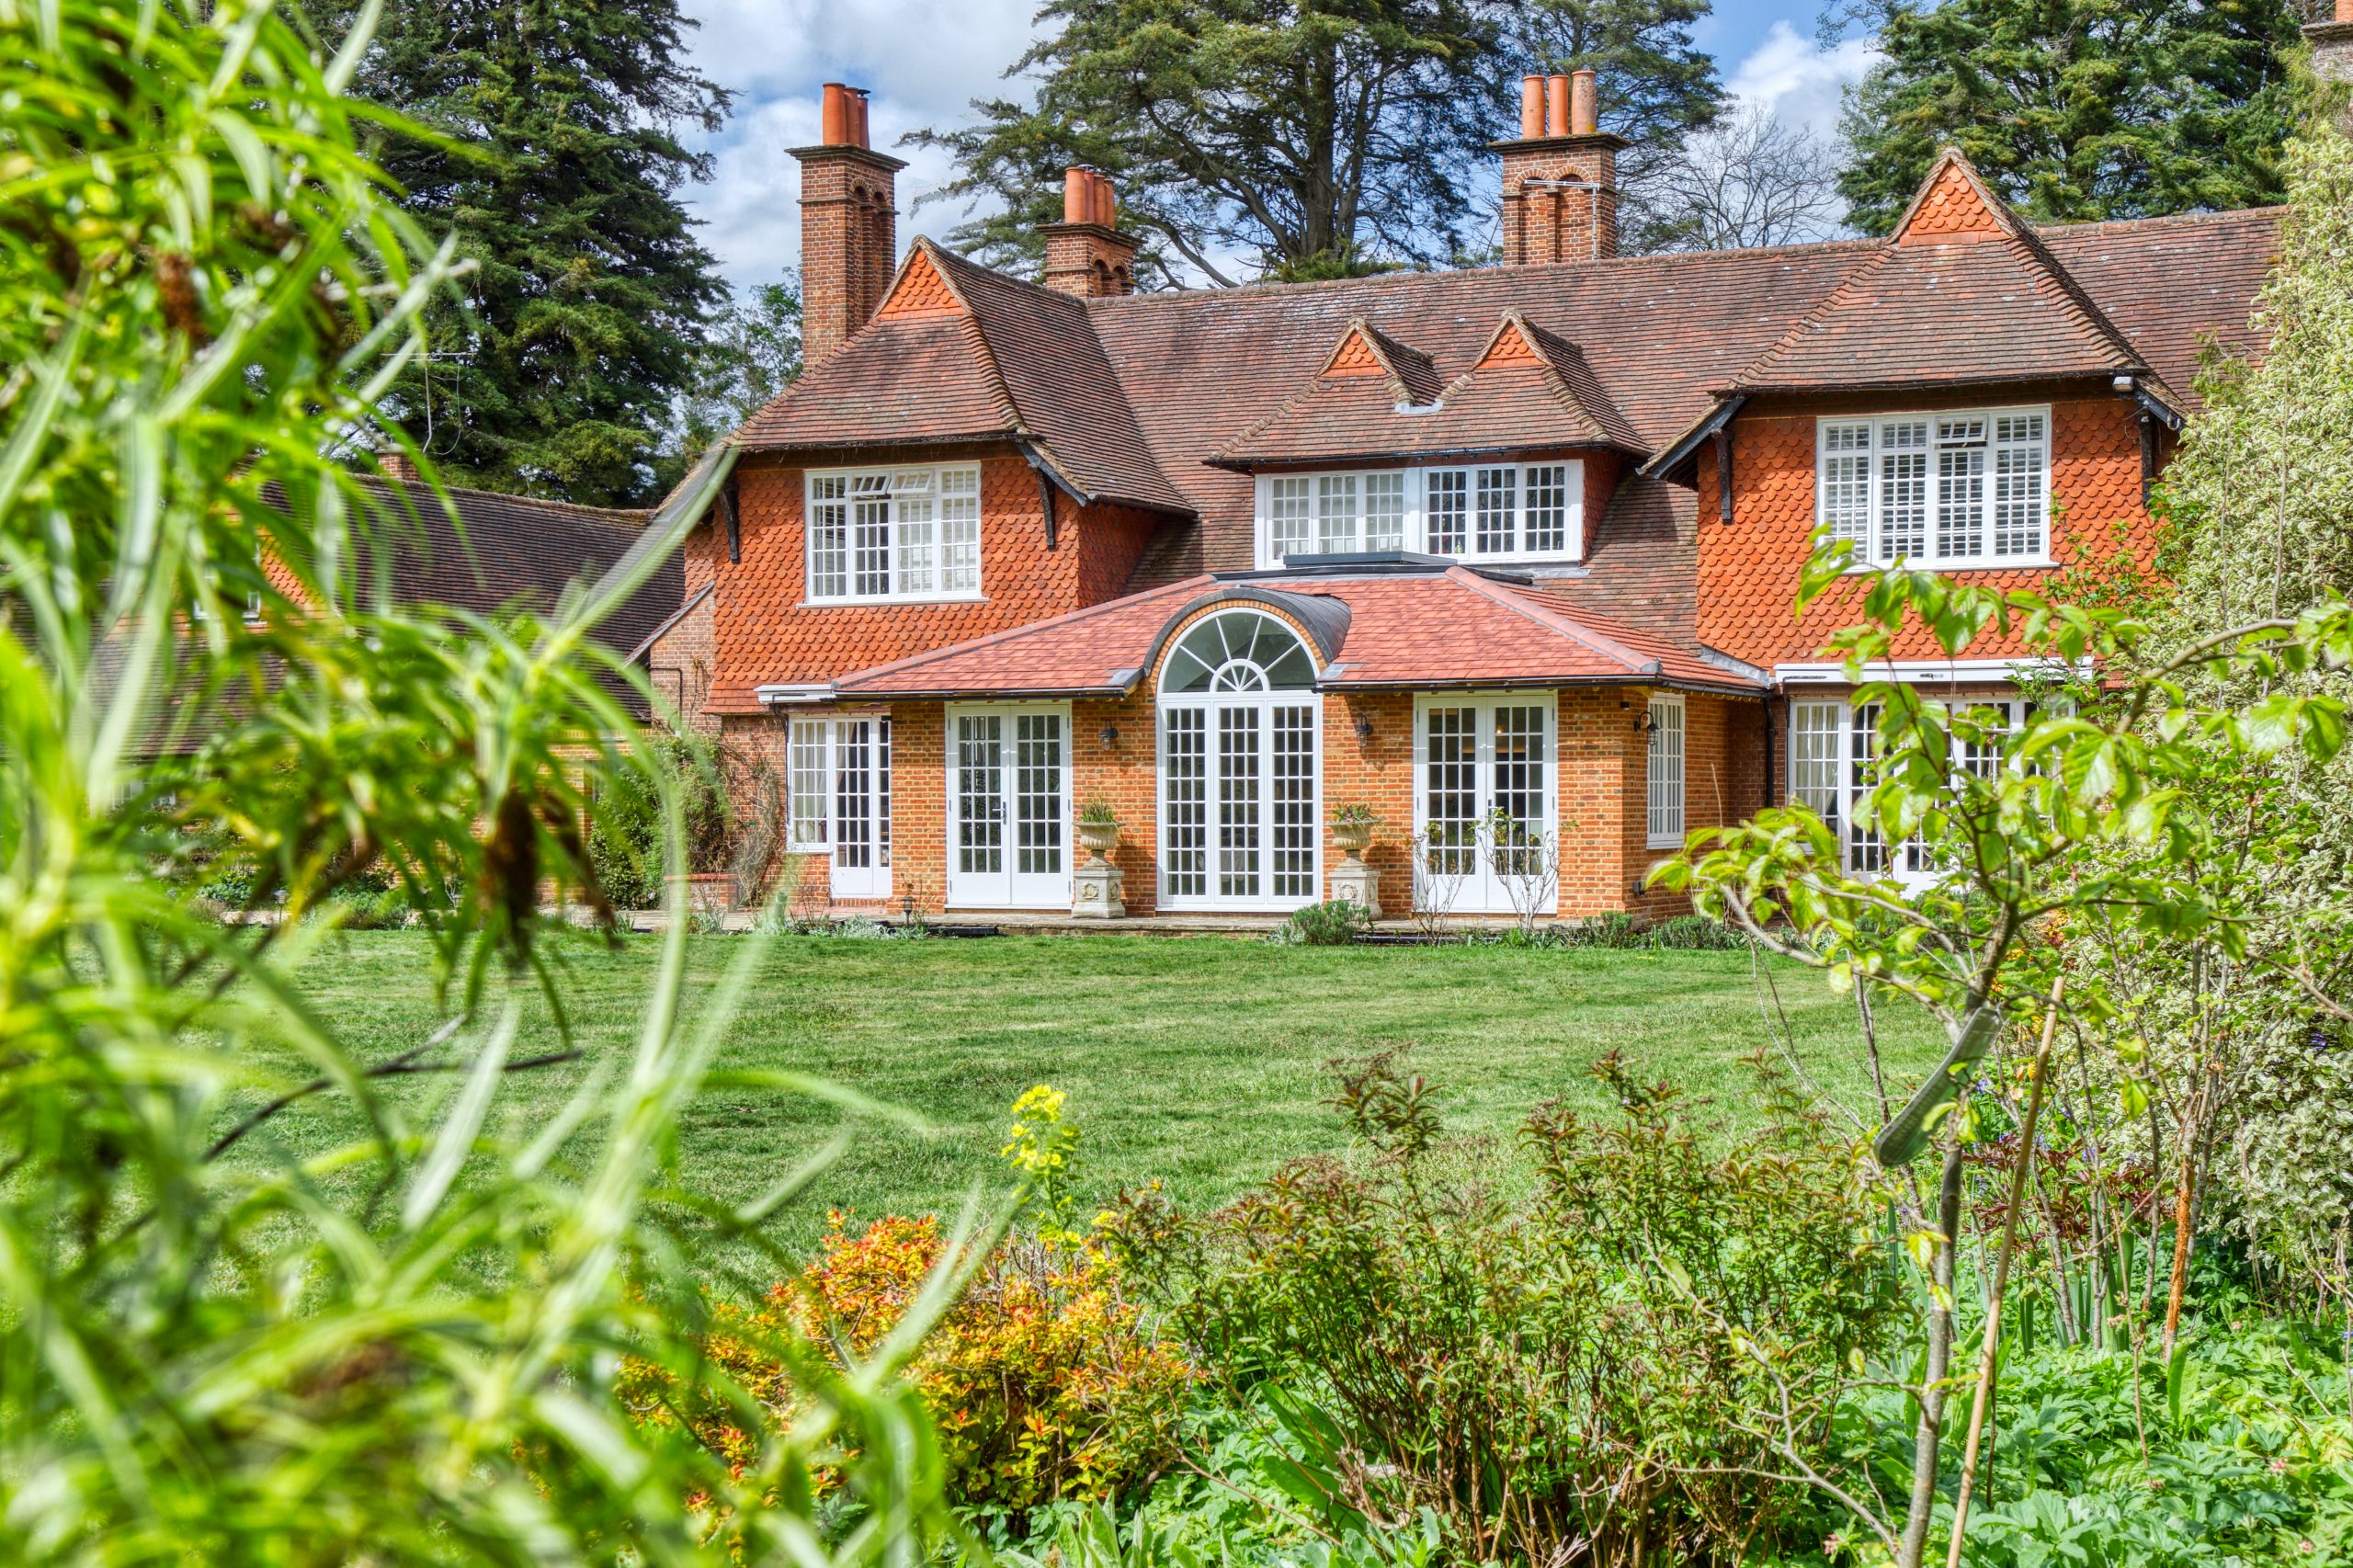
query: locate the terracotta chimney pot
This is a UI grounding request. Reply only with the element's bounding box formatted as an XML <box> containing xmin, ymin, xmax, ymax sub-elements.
<box><xmin>1520</xmin><ymin>76</ymin><xmax>1545</xmax><ymax>139</ymax></box>
<box><xmin>1097</xmin><ymin>173</ymin><xmax>1118</xmax><ymax>227</ymax></box>
<box><xmin>820</xmin><ymin>82</ymin><xmax>850</xmax><ymax>146</ymax></box>
<box><xmin>1570</xmin><ymin>70</ymin><xmax>1597</xmax><ymax>136</ymax></box>
<box><xmin>1088</xmin><ymin>170</ymin><xmax>1108</xmax><ymax>226</ymax></box>
<box><xmin>1064</xmin><ymin>166</ymin><xmax>1090</xmax><ymax>225</ymax></box>
<box><xmin>847</xmin><ymin>88</ymin><xmax>870</xmax><ymax>149</ymax></box>
<box><xmin>1547</xmin><ymin>74</ymin><xmax>1572</xmax><ymax>138</ymax></box>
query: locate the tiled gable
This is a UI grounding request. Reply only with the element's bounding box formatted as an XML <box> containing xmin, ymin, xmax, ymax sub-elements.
<box><xmin>1897</xmin><ymin>154</ymin><xmax>2009</xmax><ymax>244</ymax></box>
<box><xmin>875</xmin><ymin>245</ymin><xmax>965</xmax><ymax>318</ymax></box>
<box><xmin>739</xmin><ymin>240</ymin><xmax>1188</xmax><ymax>515</ymax></box>
<box><xmin>1722</xmin><ymin>150</ymin><xmax>2157</xmax><ymax>399</ymax></box>
<box><xmin>1325</xmin><ymin>326</ymin><xmax>1388</xmax><ymax>376</ymax></box>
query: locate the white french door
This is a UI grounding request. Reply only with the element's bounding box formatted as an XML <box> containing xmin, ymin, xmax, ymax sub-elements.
<box><xmin>1414</xmin><ymin>694</ymin><xmax>1557</xmax><ymax>915</ymax></box>
<box><xmin>789</xmin><ymin>714</ymin><xmax>892</xmax><ymax>901</ymax></box>
<box><xmin>947</xmin><ymin>705</ymin><xmax>1071</xmax><ymax>908</ymax></box>
<box><xmin>1157</xmin><ymin>697</ymin><xmax>1320</xmax><ymax>912</ymax></box>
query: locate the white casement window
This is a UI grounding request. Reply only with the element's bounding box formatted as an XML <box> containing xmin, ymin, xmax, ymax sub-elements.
<box><xmin>1255</xmin><ymin>461</ymin><xmax>1584</xmax><ymax>567</ymax></box>
<box><xmin>806</xmin><ymin>464</ymin><xmax>983</xmax><ymax>603</ymax></box>
<box><xmin>1646</xmin><ymin>695</ymin><xmax>1685</xmax><ymax>847</ymax></box>
<box><xmin>1413</xmin><ymin>692</ymin><xmax>1557</xmax><ymax>915</ymax></box>
<box><xmin>1816</xmin><ymin>409</ymin><xmax>2050</xmax><ymax>569</ymax></box>
<box><xmin>1788</xmin><ymin>697</ymin><xmax>2031</xmax><ymax>884</ymax></box>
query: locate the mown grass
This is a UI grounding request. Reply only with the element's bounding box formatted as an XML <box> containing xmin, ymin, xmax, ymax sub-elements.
<box><xmin>233</xmin><ymin>929</ymin><xmax>1942</xmax><ymax>1273</ymax></box>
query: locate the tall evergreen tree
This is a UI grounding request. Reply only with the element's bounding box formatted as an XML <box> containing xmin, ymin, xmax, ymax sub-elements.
<box><xmin>909</xmin><ymin>0</ymin><xmax>1723</xmax><ymax>286</ymax></box>
<box><xmin>340</xmin><ymin>0</ymin><xmax>731</xmax><ymax>505</ymax></box>
<box><xmin>1835</xmin><ymin>0</ymin><xmax>2304</xmax><ymax>236</ymax></box>
<box><xmin>1510</xmin><ymin>0</ymin><xmax>1728</xmax><ymax>254</ymax></box>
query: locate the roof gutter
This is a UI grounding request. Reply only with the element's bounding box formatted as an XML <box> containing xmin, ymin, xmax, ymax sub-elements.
<box><xmin>1316</xmin><ymin>672</ymin><xmax>1767</xmax><ymax>698</ymax></box>
<box><xmin>1207</xmin><ymin>437</ymin><xmax>1650</xmax><ymax>474</ymax></box>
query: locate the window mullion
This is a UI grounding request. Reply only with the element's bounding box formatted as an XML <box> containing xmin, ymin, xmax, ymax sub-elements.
<box><xmin>1866</xmin><ymin>421</ymin><xmax>1882</xmax><ymax>567</ymax></box>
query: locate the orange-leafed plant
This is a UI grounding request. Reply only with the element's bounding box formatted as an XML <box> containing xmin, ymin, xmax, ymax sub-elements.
<box><xmin>622</xmin><ymin>1214</ymin><xmax>1191</xmax><ymax>1510</ymax></box>
<box><xmin>808</xmin><ymin>1213</ymin><xmax>1192</xmax><ymax>1507</ymax></box>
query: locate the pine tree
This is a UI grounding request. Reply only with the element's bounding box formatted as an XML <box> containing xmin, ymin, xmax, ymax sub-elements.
<box><xmin>909</xmin><ymin>0</ymin><xmax>1723</xmax><ymax>285</ymax></box>
<box><xmin>1836</xmin><ymin>0</ymin><xmax>2305</xmax><ymax>235</ymax></box>
<box><xmin>342</xmin><ymin>0</ymin><xmax>731</xmax><ymax>505</ymax></box>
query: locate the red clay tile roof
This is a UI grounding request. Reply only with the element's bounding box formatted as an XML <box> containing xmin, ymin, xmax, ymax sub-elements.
<box><xmin>1211</xmin><ymin>310</ymin><xmax>1644</xmax><ymax>469</ymax></box>
<box><xmin>732</xmin><ymin>152</ymin><xmax>2279</xmax><ymax>607</ymax></box>
<box><xmin>827</xmin><ymin>562</ymin><xmax>1762</xmax><ymax>699</ymax></box>
<box><xmin>736</xmin><ymin>239</ymin><xmax>1192</xmax><ymax>516</ymax></box>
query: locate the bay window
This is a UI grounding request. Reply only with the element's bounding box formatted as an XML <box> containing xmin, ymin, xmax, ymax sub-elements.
<box><xmin>1257</xmin><ymin>460</ymin><xmax>1584</xmax><ymax>566</ymax></box>
<box><xmin>1816</xmin><ymin>409</ymin><xmax>2049</xmax><ymax>569</ymax></box>
<box><xmin>807</xmin><ymin>464</ymin><xmax>982</xmax><ymax>603</ymax></box>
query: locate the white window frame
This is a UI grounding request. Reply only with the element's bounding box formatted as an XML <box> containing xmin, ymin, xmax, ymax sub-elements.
<box><xmin>944</xmin><ymin>701</ymin><xmax>1073</xmax><ymax>910</ymax></box>
<box><xmin>1254</xmin><ymin>461</ymin><xmax>1585</xmax><ymax>569</ymax></box>
<box><xmin>1646</xmin><ymin>693</ymin><xmax>1685</xmax><ymax>849</ymax></box>
<box><xmin>1786</xmin><ymin>696</ymin><xmax>2032</xmax><ymax>887</ymax></box>
<box><xmin>1815</xmin><ymin>407</ymin><xmax>2052</xmax><ymax>571</ymax></box>
<box><xmin>804</xmin><ymin>464</ymin><xmax>983</xmax><ymax>605</ymax></box>
<box><xmin>1411</xmin><ymin>690</ymin><xmax>1560</xmax><ymax>916</ymax></box>
<box><xmin>1155</xmin><ymin>609</ymin><xmax>1324</xmax><ymax>913</ymax></box>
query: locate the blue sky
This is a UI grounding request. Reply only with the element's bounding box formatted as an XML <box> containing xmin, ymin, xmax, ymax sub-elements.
<box><xmin>675</xmin><ymin>2</ymin><xmax>1879</xmax><ymax>290</ymax></box>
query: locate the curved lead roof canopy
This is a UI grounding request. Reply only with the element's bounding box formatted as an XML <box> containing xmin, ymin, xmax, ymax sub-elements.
<box><xmin>1161</xmin><ymin>609</ymin><xmax>1319</xmax><ymax>693</ymax></box>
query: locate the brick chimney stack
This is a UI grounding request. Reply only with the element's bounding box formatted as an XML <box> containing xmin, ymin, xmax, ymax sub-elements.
<box><xmin>1494</xmin><ymin>68</ymin><xmax>1627</xmax><ymax>265</ymax></box>
<box><xmin>1040</xmin><ymin>165</ymin><xmax>1139</xmax><ymax>294</ymax></box>
<box><xmin>1040</xmin><ymin>166</ymin><xmax>1139</xmax><ymax>297</ymax></box>
<box><xmin>792</xmin><ymin>83</ymin><xmax>907</xmax><ymax>366</ymax></box>
<box><xmin>2310</xmin><ymin>0</ymin><xmax>2353</xmax><ymax>117</ymax></box>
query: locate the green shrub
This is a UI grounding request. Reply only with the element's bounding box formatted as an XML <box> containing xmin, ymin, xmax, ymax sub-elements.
<box><xmin>585</xmin><ymin>731</ymin><xmax>734</xmax><ymax>908</ymax></box>
<box><xmin>1647</xmin><ymin>913</ymin><xmax>1745</xmax><ymax>950</ymax></box>
<box><xmin>1107</xmin><ymin>1051</ymin><xmax>1905</xmax><ymax>1566</ymax></box>
<box><xmin>1275</xmin><ymin>899</ymin><xmax>1372</xmax><ymax>946</ymax></box>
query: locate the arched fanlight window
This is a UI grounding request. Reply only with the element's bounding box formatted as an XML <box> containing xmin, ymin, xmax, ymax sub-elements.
<box><xmin>1161</xmin><ymin>610</ymin><xmax>1317</xmax><ymax>695</ymax></box>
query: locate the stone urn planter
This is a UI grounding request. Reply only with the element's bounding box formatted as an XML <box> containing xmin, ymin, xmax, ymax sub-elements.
<box><xmin>1329</xmin><ymin>812</ymin><xmax>1381</xmax><ymax>913</ymax></box>
<box><xmin>1077</xmin><ymin>817</ymin><xmax>1121</xmax><ymax>862</ymax></box>
<box><xmin>1072</xmin><ymin>811</ymin><xmax>1126</xmax><ymax>919</ymax></box>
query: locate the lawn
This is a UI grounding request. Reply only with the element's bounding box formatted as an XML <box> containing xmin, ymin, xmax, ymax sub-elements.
<box><xmin>237</xmin><ymin>930</ymin><xmax>1943</xmax><ymax>1274</ymax></box>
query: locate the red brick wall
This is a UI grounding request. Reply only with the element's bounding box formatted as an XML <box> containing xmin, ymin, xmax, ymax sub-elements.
<box><xmin>645</xmin><ymin>541</ymin><xmax>718</xmax><ymax>738</ymax></box>
<box><xmin>741</xmin><ymin>607</ymin><xmax>1762</xmax><ymax>923</ymax></box>
<box><xmin>1499</xmin><ymin>140</ymin><xmax>1620</xmax><ymax>263</ymax></box>
<box><xmin>1695</xmin><ymin>388</ymin><xmax>2154</xmax><ymax>670</ymax></box>
<box><xmin>705</xmin><ymin>448</ymin><xmax>1166</xmax><ymax>711</ymax></box>
<box><xmin>795</xmin><ymin>146</ymin><xmax>900</xmax><ymax>367</ymax></box>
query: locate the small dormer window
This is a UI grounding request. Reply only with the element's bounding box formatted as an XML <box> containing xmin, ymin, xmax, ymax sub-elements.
<box><xmin>1817</xmin><ymin>408</ymin><xmax>2049</xmax><ymax>569</ymax></box>
<box><xmin>806</xmin><ymin>464</ymin><xmax>983</xmax><ymax>603</ymax></box>
<box><xmin>1256</xmin><ymin>461</ymin><xmax>1583</xmax><ymax>567</ymax></box>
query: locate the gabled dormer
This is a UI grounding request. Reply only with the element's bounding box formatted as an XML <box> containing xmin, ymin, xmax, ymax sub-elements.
<box><xmin>1211</xmin><ymin>312</ymin><xmax>1645</xmax><ymax>570</ymax></box>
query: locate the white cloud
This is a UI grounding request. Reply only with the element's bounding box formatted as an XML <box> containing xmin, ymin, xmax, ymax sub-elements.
<box><xmin>1721</xmin><ymin>19</ymin><xmax>1879</xmax><ymax>142</ymax></box>
<box><xmin>677</xmin><ymin>6</ymin><xmax>1881</xmax><ymax>290</ymax></box>
<box><xmin>678</xmin><ymin>0</ymin><xmax>1042</xmax><ymax>289</ymax></box>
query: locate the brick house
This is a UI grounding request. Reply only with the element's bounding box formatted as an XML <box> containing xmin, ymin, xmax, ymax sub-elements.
<box><xmin>647</xmin><ymin>74</ymin><xmax>2278</xmax><ymax>923</ymax></box>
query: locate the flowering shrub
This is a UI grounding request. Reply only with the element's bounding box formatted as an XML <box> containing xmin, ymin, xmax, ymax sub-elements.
<box><xmin>625</xmin><ymin>1214</ymin><xmax>1191</xmax><ymax>1511</ymax></box>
